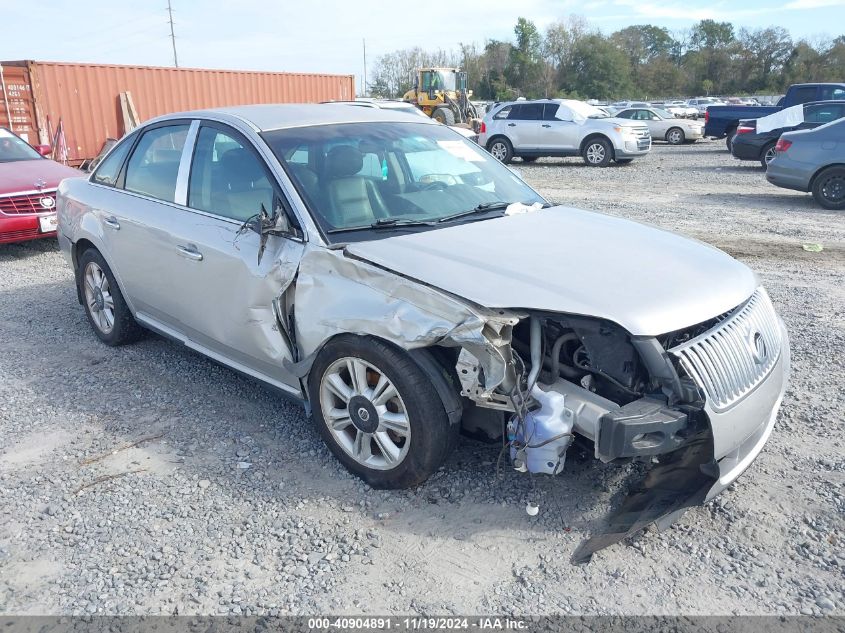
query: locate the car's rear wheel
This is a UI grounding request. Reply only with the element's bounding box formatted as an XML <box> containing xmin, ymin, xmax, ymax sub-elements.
<box><xmin>309</xmin><ymin>335</ymin><xmax>458</xmax><ymax>489</ymax></box>
<box><xmin>760</xmin><ymin>142</ymin><xmax>777</xmax><ymax>169</ymax></box>
<box><xmin>582</xmin><ymin>138</ymin><xmax>612</xmax><ymax>167</ymax></box>
<box><xmin>666</xmin><ymin>127</ymin><xmax>685</xmax><ymax>145</ymax></box>
<box><xmin>487</xmin><ymin>137</ymin><xmax>513</xmax><ymax>164</ymax></box>
<box><xmin>78</xmin><ymin>248</ymin><xmax>144</xmax><ymax>346</ymax></box>
<box><xmin>725</xmin><ymin>129</ymin><xmax>736</xmax><ymax>152</ymax></box>
<box><xmin>812</xmin><ymin>166</ymin><xmax>845</xmax><ymax>210</ymax></box>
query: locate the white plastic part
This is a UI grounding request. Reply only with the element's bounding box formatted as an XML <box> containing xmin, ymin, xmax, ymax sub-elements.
<box><xmin>526</xmin><ymin>502</ymin><xmax>540</xmax><ymax>516</ymax></box>
<box><xmin>511</xmin><ymin>385</ymin><xmax>575</xmax><ymax>475</ymax></box>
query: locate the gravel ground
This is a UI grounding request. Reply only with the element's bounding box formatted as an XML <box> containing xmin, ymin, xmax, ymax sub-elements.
<box><xmin>0</xmin><ymin>140</ymin><xmax>842</xmax><ymax>616</ymax></box>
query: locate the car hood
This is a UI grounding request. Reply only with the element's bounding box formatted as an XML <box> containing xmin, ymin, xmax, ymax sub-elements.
<box><xmin>605</xmin><ymin>118</ymin><xmax>646</xmax><ymax>128</ymax></box>
<box><xmin>344</xmin><ymin>207</ymin><xmax>757</xmax><ymax>336</ymax></box>
<box><xmin>0</xmin><ymin>159</ymin><xmax>81</xmax><ymax>194</ymax></box>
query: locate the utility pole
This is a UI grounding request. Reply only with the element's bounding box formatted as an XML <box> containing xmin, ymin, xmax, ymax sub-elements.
<box><xmin>362</xmin><ymin>38</ymin><xmax>367</xmax><ymax>97</ymax></box>
<box><xmin>167</xmin><ymin>0</ymin><xmax>179</xmax><ymax>68</ymax></box>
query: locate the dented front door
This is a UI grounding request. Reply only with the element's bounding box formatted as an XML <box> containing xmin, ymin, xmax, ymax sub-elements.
<box><xmin>166</xmin><ymin>215</ymin><xmax>304</xmax><ymax>389</ymax></box>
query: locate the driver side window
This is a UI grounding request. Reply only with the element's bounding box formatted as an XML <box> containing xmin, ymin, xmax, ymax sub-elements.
<box><xmin>188</xmin><ymin>126</ymin><xmax>274</xmax><ymax>222</ymax></box>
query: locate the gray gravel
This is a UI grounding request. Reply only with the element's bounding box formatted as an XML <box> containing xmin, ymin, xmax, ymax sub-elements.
<box><xmin>0</xmin><ymin>140</ymin><xmax>842</xmax><ymax>616</ymax></box>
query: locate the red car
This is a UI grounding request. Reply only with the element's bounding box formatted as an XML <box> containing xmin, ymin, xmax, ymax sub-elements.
<box><xmin>0</xmin><ymin>127</ymin><xmax>81</xmax><ymax>244</ymax></box>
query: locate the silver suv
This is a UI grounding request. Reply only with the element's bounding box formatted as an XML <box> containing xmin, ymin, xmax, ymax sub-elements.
<box><xmin>479</xmin><ymin>99</ymin><xmax>651</xmax><ymax>166</ymax></box>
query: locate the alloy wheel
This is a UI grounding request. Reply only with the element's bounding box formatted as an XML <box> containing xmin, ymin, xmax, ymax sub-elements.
<box><xmin>586</xmin><ymin>143</ymin><xmax>606</xmax><ymax>164</ymax></box>
<box><xmin>764</xmin><ymin>146</ymin><xmax>777</xmax><ymax>166</ymax></box>
<box><xmin>490</xmin><ymin>142</ymin><xmax>508</xmax><ymax>161</ymax></box>
<box><xmin>83</xmin><ymin>261</ymin><xmax>115</xmax><ymax>334</ymax></box>
<box><xmin>319</xmin><ymin>357</ymin><xmax>411</xmax><ymax>470</ymax></box>
<box><xmin>668</xmin><ymin>129</ymin><xmax>683</xmax><ymax>144</ymax></box>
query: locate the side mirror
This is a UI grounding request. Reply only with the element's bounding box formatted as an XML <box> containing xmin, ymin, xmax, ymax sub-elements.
<box><xmin>35</xmin><ymin>144</ymin><xmax>52</xmax><ymax>156</ymax></box>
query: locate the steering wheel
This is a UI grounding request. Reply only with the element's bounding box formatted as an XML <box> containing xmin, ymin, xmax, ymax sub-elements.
<box><xmin>420</xmin><ymin>180</ymin><xmax>448</xmax><ymax>191</ymax></box>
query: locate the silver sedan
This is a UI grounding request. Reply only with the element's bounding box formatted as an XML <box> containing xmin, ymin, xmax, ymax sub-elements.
<box><xmin>616</xmin><ymin>107</ymin><xmax>705</xmax><ymax>144</ymax></box>
<box><xmin>56</xmin><ymin>105</ymin><xmax>788</xmax><ymax>529</ymax></box>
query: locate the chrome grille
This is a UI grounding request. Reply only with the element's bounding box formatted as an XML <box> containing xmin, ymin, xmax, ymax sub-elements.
<box><xmin>0</xmin><ymin>190</ymin><xmax>57</xmax><ymax>215</ymax></box>
<box><xmin>669</xmin><ymin>288</ymin><xmax>782</xmax><ymax>411</ymax></box>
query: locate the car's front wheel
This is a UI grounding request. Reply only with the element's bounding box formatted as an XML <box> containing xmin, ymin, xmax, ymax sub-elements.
<box><xmin>309</xmin><ymin>336</ymin><xmax>458</xmax><ymax>489</ymax></box>
<box><xmin>487</xmin><ymin>137</ymin><xmax>513</xmax><ymax>164</ymax></box>
<box><xmin>812</xmin><ymin>166</ymin><xmax>845</xmax><ymax>210</ymax></box>
<box><xmin>582</xmin><ymin>138</ymin><xmax>612</xmax><ymax>167</ymax></box>
<box><xmin>78</xmin><ymin>248</ymin><xmax>144</xmax><ymax>346</ymax></box>
<box><xmin>666</xmin><ymin>127</ymin><xmax>685</xmax><ymax>145</ymax></box>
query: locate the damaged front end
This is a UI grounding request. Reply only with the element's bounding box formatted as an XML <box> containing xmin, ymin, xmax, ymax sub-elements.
<box><xmin>452</xmin><ymin>288</ymin><xmax>789</xmax><ymax>562</ymax></box>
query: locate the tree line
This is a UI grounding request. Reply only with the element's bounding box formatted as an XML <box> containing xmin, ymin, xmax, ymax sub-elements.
<box><xmin>368</xmin><ymin>16</ymin><xmax>845</xmax><ymax>101</ymax></box>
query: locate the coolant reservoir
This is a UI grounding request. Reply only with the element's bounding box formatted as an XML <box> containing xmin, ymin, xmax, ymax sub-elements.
<box><xmin>511</xmin><ymin>385</ymin><xmax>574</xmax><ymax>475</ymax></box>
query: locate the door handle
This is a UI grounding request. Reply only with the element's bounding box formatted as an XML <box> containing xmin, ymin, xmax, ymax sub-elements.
<box><xmin>176</xmin><ymin>245</ymin><xmax>203</xmax><ymax>261</ymax></box>
<box><xmin>542</xmin><ymin>124</ymin><xmax>551</xmax><ymax>128</ymax></box>
<box><xmin>103</xmin><ymin>216</ymin><xmax>120</xmax><ymax>230</ymax></box>
<box><xmin>507</xmin><ymin>123</ymin><xmax>516</xmax><ymax>127</ymax></box>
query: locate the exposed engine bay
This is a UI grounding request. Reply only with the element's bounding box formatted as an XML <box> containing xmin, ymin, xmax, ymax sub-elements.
<box><xmin>455</xmin><ymin>312</ymin><xmax>722</xmax><ymax>561</ymax></box>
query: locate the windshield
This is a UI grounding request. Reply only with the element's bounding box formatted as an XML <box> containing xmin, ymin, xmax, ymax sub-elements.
<box><xmin>422</xmin><ymin>71</ymin><xmax>457</xmax><ymax>92</ymax></box>
<box><xmin>262</xmin><ymin>122</ymin><xmax>545</xmax><ymax>241</ymax></box>
<box><xmin>0</xmin><ymin>128</ymin><xmax>42</xmax><ymax>162</ymax></box>
<box><xmin>653</xmin><ymin>108</ymin><xmax>675</xmax><ymax>119</ymax></box>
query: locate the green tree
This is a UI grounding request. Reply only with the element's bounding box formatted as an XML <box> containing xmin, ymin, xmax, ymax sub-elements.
<box><xmin>505</xmin><ymin>18</ymin><xmax>544</xmax><ymax>97</ymax></box>
<box><xmin>564</xmin><ymin>34</ymin><xmax>632</xmax><ymax>100</ymax></box>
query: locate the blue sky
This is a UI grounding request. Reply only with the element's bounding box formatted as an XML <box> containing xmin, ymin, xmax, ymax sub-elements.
<box><xmin>1</xmin><ymin>0</ymin><xmax>843</xmax><ymax>87</ymax></box>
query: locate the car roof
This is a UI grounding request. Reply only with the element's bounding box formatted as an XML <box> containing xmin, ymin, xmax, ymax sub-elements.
<box><xmin>145</xmin><ymin>103</ymin><xmax>439</xmax><ymax>132</ymax></box>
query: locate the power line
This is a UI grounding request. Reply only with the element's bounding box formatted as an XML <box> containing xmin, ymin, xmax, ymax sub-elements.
<box><xmin>167</xmin><ymin>0</ymin><xmax>179</xmax><ymax>68</ymax></box>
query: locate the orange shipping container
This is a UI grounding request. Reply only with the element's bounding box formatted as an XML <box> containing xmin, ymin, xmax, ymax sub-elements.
<box><xmin>0</xmin><ymin>60</ymin><xmax>355</xmax><ymax>164</ymax></box>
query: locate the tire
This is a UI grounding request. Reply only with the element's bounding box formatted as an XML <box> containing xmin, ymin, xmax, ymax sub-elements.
<box><xmin>521</xmin><ymin>156</ymin><xmax>538</xmax><ymax>163</ymax></box>
<box><xmin>432</xmin><ymin>107</ymin><xmax>456</xmax><ymax>125</ymax></box>
<box><xmin>77</xmin><ymin>248</ymin><xmax>144</xmax><ymax>346</ymax></box>
<box><xmin>487</xmin><ymin>137</ymin><xmax>513</xmax><ymax>164</ymax></box>
<box><xmin>725</xmin><ymin>129</ymin><xmax>736</xmax><ymax>152</ymax></box>
<box><xmin>666</xmin><ymin>127</ymin><xmax>685</xmax><ymax>145</ymax></box>
<box><xmin>811</xmin><ymin>166</ymin><xmax>845</xmax><ymax>210</ymax></box>
<box><xmin>760</xmin><ymin>142</ymin><xmax>777</xmax><ymax>169</ymax></box>
<box><xmin>308</xmin><ymin>335</ymin><xmax>459</xmax><ymax>489</ymax></box>
<box><xmin>615</xmin><ymin>158</ymin><xmax>633</xmax><ymax>164</ymax></box>
<box><xmin>582</xmin><ymin>137</ymin><xmax>612</xmax><ymax>167</ymax></box>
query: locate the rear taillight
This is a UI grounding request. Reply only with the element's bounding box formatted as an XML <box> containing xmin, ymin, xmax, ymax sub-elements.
<box><xmin>479</xmin><ymin>121</ymin><xmax>486</xmax><ymax>134</ymax></box>
<box><xmin>736</xmin><ymin>125</ymin><xmax>754</xmax><ymax>135</ymax></box>
<box><xmin>775</xmin><ymin>138</ymin><xmax>792</xmax><ymax>152</ymax></box>
<box><xmin>704</xmin><ymin>110</ymin><xmax>709</xmax><ymax>122</ymax></box>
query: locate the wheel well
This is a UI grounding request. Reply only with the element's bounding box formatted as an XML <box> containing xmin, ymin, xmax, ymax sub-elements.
<box><xmin>486</xmin><ymin>135</ymin><xmax>510</xmax><ymax>150</ymax></box>
<box><xmin>71</xmin><ymin>239</ymin><xmax>98</xmax><ymax>305</ymax></box>
<box><xmin>579</xmin><ymin>134</ymin><xmax>612</xmax><ymax>154</ymax></box>
<box><xmin>666</xmin><ymin>126</ymin><xmax>682</xmax><ymax>138</ymax></box>
<box><xmin>305</xmin><ymin>334</ymin><xmax>463</xmax><ymax>425</ymax></box>
<box><xmin>809</xmin><ymin>163</ymin><xmax>845</xmax><ymax>192</ymax></box>
<box><xmin>72</xmin><ymin>238</ymin><xmax>97</xmax><ymax>271</ymax></box>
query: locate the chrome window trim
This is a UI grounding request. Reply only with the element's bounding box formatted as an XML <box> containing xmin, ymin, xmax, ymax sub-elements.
<box><xmin>174</xmin><ymin>120</ymin><xmax>200</xmax><ymax>206</ymax></box>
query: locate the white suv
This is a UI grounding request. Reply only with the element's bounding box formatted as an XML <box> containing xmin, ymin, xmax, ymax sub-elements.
<box><xmin>479</xmin><ymin>99</ymin><xmax>651</xmax><ymax>166</ymax></box>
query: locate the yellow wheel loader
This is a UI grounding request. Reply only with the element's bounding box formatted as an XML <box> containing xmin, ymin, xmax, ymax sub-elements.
<box><xmin>402</xmin><ymin>67</ymin><xmax>479</xmax><ymax>129</ymax></box>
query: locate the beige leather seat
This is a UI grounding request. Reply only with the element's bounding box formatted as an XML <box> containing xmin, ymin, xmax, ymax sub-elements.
<box><xmin>325</xmin><ymin>145</ymin><xmax>388</xmax><ymax>227</ymax></box>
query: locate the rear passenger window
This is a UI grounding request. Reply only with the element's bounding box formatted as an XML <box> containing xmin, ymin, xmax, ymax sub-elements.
<box><xmin>188</xmin><ymin>126</ymin><xmax>274</xmax><ymax>222</ymax></box>
<box><xmin>91</xmin><ymin>135</ymin><xmax>134</xmax><ymax>187</ymax></box>
<box><xmin>791</xmin><ymin>86</ymin><xmax>818</xmax><ymax>105</ymax></box>
<box><xmin>124</xmin><ymin>125</ymin><xmax>188</xmax><ymax>202</ymax></box>
<box><xmin>509</xmin><ymin>104</ymin><xmax>543</xmax><ymax>120</ymax></box>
